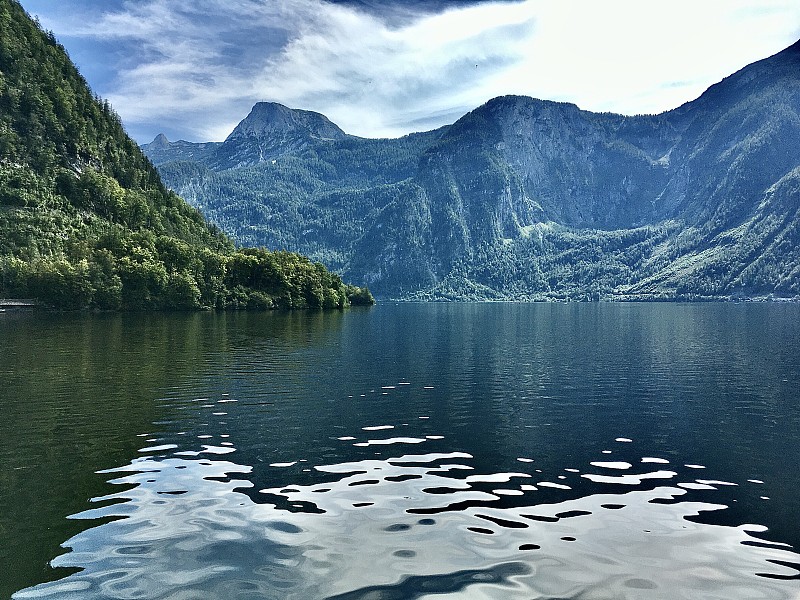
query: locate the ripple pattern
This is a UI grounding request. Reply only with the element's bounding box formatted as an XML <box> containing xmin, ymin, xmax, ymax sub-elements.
<box><xmin>14</xmin><ymin>435</ymin><xmax>800</xmax><ymax>600</ymax></box>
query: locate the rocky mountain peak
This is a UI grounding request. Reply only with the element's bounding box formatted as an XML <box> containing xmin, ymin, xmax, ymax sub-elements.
<box><xmin>225</xmin><ymin>102</ymin><xmax>348</xmax><ymax>143</ymax></box>
<box><xmin>149</xmin><ymin>133</ymin><xmax>170</xmax><ymax>148</ymax></box>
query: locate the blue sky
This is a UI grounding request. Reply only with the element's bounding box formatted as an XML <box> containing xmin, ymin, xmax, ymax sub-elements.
<box><xmin>20</xmin><ymin>0</ymin><xmax>800</xmax><ymax>144</ymax></box>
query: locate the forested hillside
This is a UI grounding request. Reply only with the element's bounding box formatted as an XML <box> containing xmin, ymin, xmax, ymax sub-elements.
<box><xmin>147</xmin><ymin>41</ymin><xmax>800</xmax><ymax>301</ymax></box>
<box><xmin>0</xmin><ymin>0</ymin><xmax>372</xmax><ymax>310</ymax></box>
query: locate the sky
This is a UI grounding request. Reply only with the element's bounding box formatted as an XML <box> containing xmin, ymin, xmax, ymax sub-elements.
<box><xmin>20</xmin><ymin>0</ymin><xmax>800</xmax><ymax>144</ymax></box>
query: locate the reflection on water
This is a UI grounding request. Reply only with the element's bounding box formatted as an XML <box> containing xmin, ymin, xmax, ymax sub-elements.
<box><xmin>4</xmin><ymin>304</ymin><xmax>800</xmax><ymax>598</ymax></box>
<box><xmin>15</xmin><ymin>429</ymin><xmax>800</xmax><ymax>599</ymax></box>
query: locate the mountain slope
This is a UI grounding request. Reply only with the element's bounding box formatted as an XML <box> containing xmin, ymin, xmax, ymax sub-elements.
<box><xmin>146</xmin><ymin>41</ymin><xmax>800</xmax><ymax>300</ymax></box>
<box><xmin>0</xmin><ymin>0</ymin><xmax>372</xmax><ymax>309</ymax></box>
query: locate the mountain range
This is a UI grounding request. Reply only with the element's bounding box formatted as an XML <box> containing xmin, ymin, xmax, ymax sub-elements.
<box><xmin>143</xmin><ymin>40</ymin><xmax>800</xmax><ymax>300</ymax></box>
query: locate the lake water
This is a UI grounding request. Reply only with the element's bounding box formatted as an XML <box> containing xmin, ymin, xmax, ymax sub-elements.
<box><xmin>1</xmin><ymin>303</ymin><xmax>799</xmax><ymax>599</ymax></box>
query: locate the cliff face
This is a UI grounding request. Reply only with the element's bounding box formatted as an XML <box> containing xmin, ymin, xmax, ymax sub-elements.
<box><xmin>145</xmin><ymin>41</ymin><xmax>800</xmax><ymax>300</ymax></box>
<box><xmin>431</xmin><ymin>97</ymin><xmax>675</xmax><ymax>230</ymax></box>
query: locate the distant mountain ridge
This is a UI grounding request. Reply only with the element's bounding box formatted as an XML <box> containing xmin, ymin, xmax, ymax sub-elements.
<box><xmin>143</xmin><ymin>40</ymin><xmax>800</xmax><ymax>300</ymax></box>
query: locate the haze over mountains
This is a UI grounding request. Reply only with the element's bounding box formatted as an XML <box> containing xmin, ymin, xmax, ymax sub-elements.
<box><xmin>144</xmin><ymin>40</ymin><xmax>800</xmax><ymax>300</ymax></box>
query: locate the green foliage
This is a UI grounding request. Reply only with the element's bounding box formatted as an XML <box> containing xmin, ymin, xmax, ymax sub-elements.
<box><xmin>0</xmin><ymin>1</ymin><xmax>373</xmax><ymax>310</ymax></box>
<box><xmin>345</xmin><ymin>285</ymin><xmax>376</xmax><ymax>306</ymax></box>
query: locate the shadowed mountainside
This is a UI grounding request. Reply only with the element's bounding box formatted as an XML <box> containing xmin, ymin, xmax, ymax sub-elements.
<box><xmin>145</xmin><ymin>40</ymin><xmax>800</xmax><ymax>301</ymax></box>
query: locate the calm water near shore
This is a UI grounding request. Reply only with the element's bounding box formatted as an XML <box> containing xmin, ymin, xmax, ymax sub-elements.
<box><xmin>1</xmin><ymin>303</ymin><xmax>799</xmax><ymax>598</ymax></box>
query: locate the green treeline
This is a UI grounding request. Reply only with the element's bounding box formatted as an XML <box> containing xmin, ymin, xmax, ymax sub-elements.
<box><xmin>0</xmin><ymin>0</ymin><xmax>373</xmax><ymax>310</ymax></box>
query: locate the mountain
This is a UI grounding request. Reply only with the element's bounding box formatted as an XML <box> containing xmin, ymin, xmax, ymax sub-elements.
<box><xmin>0</xmin><ymin>0</ymin><xmax>373</xmax><ymax>310</ymax></box>
<box><xmin>140</xmin><ymin>133</ymin><xmax>222</xmax><ymax>168</ymax></box>
<box><xmin>142</xmin><ymin>102</ymin><xmax>350</xmax><ymax>171</ymax></box>
<box><xmin>144</xmin><ymin>41</ymin><xmax>800</xmax><ymax>301</ymax></box>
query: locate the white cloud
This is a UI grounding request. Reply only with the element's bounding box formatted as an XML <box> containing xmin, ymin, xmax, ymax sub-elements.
<box><xmin>494</xmin><ymin>0</ymin><xmax>800</xmax><ymax>115</ymax></box>
<box><xmin>257</xmin><ymin>1</ymin><xmax>537</xmax><ymax>137</ymax></box>
<box><xmin>35</xmin><ymin>0</ymin><xmax>800</xmax><ymax>142</ymax></box>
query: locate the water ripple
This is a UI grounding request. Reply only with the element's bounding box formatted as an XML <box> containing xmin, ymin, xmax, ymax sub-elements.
<box><xmin>15</xmin><ymin>439</ymin><xmax>800</xmax><ymax>600</ymax></box>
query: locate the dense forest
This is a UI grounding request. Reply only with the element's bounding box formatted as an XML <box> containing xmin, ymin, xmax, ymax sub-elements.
<box><xmin>0</xmin><ymin>0</ymin><xmax>372</xmax><ymax>310</ymax></box>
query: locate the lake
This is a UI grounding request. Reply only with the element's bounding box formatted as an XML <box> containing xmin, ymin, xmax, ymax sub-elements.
<box><xmin>1</xmin><ymin>303</ymin><xmax>799</xmax><ymax>599</ymax></box>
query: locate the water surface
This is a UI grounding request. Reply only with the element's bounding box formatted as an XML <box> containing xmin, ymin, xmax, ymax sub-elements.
<box><xmin>2</xmin><ymin>304</ymin><xmax>799</xmax><ymax>598</ymax></box>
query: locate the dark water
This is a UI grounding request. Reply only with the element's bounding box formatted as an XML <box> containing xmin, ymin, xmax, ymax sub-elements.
<box><xmin>1</xmin><ymin>303</ymin><xmax>799</xmax><ymax>599</ymax></box>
